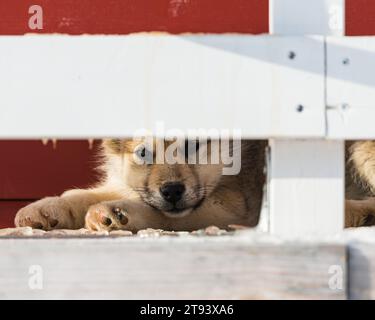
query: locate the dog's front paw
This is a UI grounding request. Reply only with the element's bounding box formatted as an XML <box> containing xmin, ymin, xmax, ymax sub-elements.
<box><xmin>15</xmin><ymin>197</ymin><xmax>76</xmax><ymax>230</ymax></box>
<box><xmin>85</xmin><ymin>203</ymin><xmax>130</xmax><ymax>232</ymax></box>
<box><xmin>345</xmin><ymin>199</ymin><xmax>375</xmax><ymax>227</ymax></box>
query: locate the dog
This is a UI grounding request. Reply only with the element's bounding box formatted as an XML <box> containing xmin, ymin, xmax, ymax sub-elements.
<box><xmin>345</xmin><ymin>141</ymin><xmax>375</xmax><ymax>227</ymax></box>
<box><xmin>15</xmin><ymin>139</ymin><xmax>267</xmax><ymax>232</ymax></box>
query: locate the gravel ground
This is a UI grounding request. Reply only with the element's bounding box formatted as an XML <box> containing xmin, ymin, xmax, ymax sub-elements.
<box><xmin>0</xmin><ymin>225</ymin><xmax>246</xmax><ymax>238</ymax></box>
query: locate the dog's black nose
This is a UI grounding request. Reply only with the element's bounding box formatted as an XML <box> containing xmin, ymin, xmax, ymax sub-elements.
<box><xmin>160</xmin><ymin>183</ymin><xmax>185</xmax><ymax>204</ymax></box>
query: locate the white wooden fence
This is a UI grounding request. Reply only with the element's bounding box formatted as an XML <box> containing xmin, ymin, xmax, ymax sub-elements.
<box><xmin>3</xmin><ymin>0</ymin><xmax>375</xmax><ymax>300</ymax></box>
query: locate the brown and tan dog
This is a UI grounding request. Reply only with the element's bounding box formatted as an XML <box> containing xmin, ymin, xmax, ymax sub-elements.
<box><xmin>15</xmin><ymin>139</ymin><xmax>266</xmax><ymax>232</ymax></box>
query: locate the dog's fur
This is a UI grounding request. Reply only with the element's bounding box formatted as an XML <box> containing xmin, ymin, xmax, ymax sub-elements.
<box><xmin>15</xmin><ymin>139</ymin><xmax>266</xmax><ymax>232</ymax></box>
<box><xmin>15</xmin><ymin>139</ymin><xmax>375</xmax><ymax>232</ymax></box>
<box><xmin>345</xmin><ymin>141</ymin><xmax>375</xmax><ymax>227</ymax></box>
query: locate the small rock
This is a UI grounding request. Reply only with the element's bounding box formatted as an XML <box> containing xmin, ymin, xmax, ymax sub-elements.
<box><xmin>175</xmin><ymin>231</ymin><xmax>190</xmax><ymax>237</ymax></box>
<box><xmin>110</xmin><ymin>230</ymin><xmax>133</xmax><ymax>237</ymax></box>
<box><xmin>88</xmin><ymin>230</ymin><xmax>109</xmax><ymax>236</ymax></box>
<box><xmin>76</xmin><ymin>228</ymin><xmax>92</xmax><ymax>234</ymax></box>
<box><xmin>204</xmin><ymin>225</ymin><xmax>227</xmax><ymax>236</ymax></box>
<box><xmin>161</xmin><ymin>230</ymin><xmax>179</xmax><ymax>237</ymax></box>
<box><xmin>191</xmin><ymin>229</ymin><xmax>206</xmax><ymax>236</ymax></box>
<box><xmin>137</xmin><ymin>228</ymin><xmax>163</xmax><ymax>238</ymax></box>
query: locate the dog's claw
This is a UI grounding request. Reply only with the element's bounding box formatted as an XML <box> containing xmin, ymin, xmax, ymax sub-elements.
<box><xmin>112</xmin><ymin>207</ymin><xmax>129</xmax><ymax>225</ymax></box>
<box><xmin>100</xmin><ymin>214</ymin><xmax>112</xmax><ymax>226</ymax></box>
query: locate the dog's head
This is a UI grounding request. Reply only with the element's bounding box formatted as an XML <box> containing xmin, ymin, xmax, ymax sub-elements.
<box><xmin>102</xmin><ymin>138</ymin><xmax>225</xmax><ymax>217</ymax></box>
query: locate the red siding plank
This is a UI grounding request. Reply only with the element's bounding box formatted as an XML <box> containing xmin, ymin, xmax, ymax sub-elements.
<box><xmin>346</xmin><ymin>0</ymin><xmax>375</xmax><ymax>35</ymax></box>
<box><xmin>0</xmin><ymin>0</ymin><xmax>268</xmax><ymax>35</ymax></box>
<box><xmin>0</xmin><ymin>140</ymin><xmax>101</xmax><ymax>199</ymax></box>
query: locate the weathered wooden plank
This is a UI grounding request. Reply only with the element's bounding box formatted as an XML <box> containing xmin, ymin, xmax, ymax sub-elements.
<box><xmin>0</xmin><ymin>35</ymin><xmax>325</xmax><ymax>138</ymax></box>
<box><xmin>0</xmin><ymin>236</ymin><xmax>346</xmax><ymax>299</ymax></box>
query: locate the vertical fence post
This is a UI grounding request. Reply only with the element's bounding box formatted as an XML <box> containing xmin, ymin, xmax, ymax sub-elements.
<box><xmin>269</xmin><ymin>140</ymin><xmax>344</xmax><ymax>236</ymax></box>
<box><xmin>268</xmin><ymin>0</ymin><xmax>345</xmax><ymax>236</ymax></box>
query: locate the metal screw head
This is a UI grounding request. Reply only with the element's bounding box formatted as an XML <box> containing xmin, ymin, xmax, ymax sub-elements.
<box><xmin>296</xmin><ymin>105</ymin><xmax>304</xmax><ymax>112</ymax></box>
<box><xmin>341</xmin><ymin>103</ymin><xmax>349</xmax><ymax>111</ymax></box>
<box><xmin>288</xmin><ymin>51</ymin><xmax>296</xmax><ymax>60</ymax></box>
<box><xmin>342</xmin><ymin>58</ymin><xmax>350</xmax><ymax>65</ymax></box>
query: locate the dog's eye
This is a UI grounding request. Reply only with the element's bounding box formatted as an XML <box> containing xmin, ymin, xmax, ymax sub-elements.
<box><xmin>137</xmin><ymin>147</ymin><xmax>146</xmax><ymax>158</ymax></box>
<box><xmin>134</xmin><ymin>144</ymin><xmax>152</xmax><ymax>164</ymax></box>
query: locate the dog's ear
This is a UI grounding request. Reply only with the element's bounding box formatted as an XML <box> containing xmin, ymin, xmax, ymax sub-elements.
<box><xmin>102</xmin><ymin>139</ymin><xmax>124</xmax><ymax>154</ymax></box>
<box><xmin>102</xmin><ymin>138</ymin><xmax>155</xmax><ymax>156</ymax></box>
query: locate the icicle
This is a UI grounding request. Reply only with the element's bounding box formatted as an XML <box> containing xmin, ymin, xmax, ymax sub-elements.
<box><xmin>52</xmin><ymin>139</ymin><xmax>57</xmax><ymax>149</ymax></box>
<box><xmin>41</xmin><ymin>139</ymin><xmax>49</xmax><ymax>146</ymax></box>
<box><xmin>88</xmin><ymin>139</ymin><xmax>94</xmax><ymax>150</ymax></box>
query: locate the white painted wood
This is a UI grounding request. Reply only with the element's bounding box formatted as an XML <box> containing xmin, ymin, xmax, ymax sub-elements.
<box><xmin>270</xmin><ymin>0</ymin><xmax>344</xmax><ymax>36</ymax></box>
<box><xmin>326</xmin><ymin>37</ymin><xmax>375</xmax><ymax>139</ymax></box>
<box><xmin>0</xmin><ymin>237</ymin><xmax>346</xmax><ymax>299</ymax></box>
<box><xmin>0</xmin><ymin>35</ymin><xmax>325</xmax><ymax>138</ymax></box>
<box><xmin>344</xmin><ymin>227</ymin><xmax>375</xmax><ymax>299</ymax></box>
<box><xmin>348</xmin><ymin>242</ymin><xmax>375</xmax><ymax>299</ymax></box>
<box><xmin>268</xmin><ymin>0</ymin><xmax>346</xmax><ymax>237</ymax></box>
<box><xmin>269</xmin><ymin>139</ymin><xmax>345</xmax><ymax>237</ymax></box>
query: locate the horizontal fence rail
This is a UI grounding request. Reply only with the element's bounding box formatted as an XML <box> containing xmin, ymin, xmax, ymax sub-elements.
<box><xmin>0</xmin><ymin>35</ymin><xmax>326</xmax><ymax>138</ymax></box>
<box><xmin>0</xmin><ymin>34</ymin><xmax>374</xmax><ymax>139</ymax></box>
<box><xmin>0</xmin><ymin>236</ymin><xmax>347</xmax><ymax>299</ymax></box>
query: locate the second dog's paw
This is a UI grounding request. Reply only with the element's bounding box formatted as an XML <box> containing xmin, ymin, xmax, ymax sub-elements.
<box><xmin>345</xmin><ymin>199</ymin><xmax>375</xmax><ymax>227</ymax></box>
<box><xmin>85</xmin><ymin>203</ymin><xmax>130</xmax><ymax>231</ymax></box>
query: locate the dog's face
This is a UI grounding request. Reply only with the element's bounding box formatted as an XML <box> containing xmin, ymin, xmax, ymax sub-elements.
<box><xmin>103</xmin><ymin>138</ymin><xmax>224</xmax><ymax>217</ymax></box>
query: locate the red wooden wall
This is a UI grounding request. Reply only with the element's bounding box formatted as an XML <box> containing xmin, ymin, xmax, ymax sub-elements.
<box><xmin>346</xmin><ymin>0</ymin><xmax>375</xmax><ymax>35</ymax></box>
<box><xmin>0</xmin><ymin>141</ymin><xmax>101</xmax><ymax>227</ymax></box>
<box><xmin>0</xmin><ymin>0</ymin><xmax>269</xmax><ymax>34</ymax></box>
<box><xmin>0</xmin><ymin>0</ymin><xmax>374</xmax><ymax>227</ymax></box>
